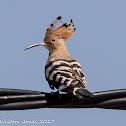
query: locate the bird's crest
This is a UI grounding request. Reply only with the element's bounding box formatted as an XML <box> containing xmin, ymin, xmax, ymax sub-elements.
<box><xmin>44</xmin><ymin>16</ymin><xmax>76</xmax><ymax>42</ymax></box>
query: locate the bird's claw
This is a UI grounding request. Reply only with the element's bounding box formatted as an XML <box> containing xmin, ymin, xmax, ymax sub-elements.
<box><xmin>51</xmin><ymin>91</ymin><xmax>59</xmax><ymax>95</ymax></box>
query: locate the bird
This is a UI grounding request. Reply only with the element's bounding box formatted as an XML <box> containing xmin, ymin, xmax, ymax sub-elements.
<box><xmin>25</xmin><ymin>16</ymin><xmax>93</xmax><ymax>98</ymax></box>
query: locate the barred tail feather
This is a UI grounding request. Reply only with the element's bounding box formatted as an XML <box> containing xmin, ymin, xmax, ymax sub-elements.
<box><xmin>73</xmin><ymin>88</ymin><xmax>94</xmax><ymax>98</ymax></box>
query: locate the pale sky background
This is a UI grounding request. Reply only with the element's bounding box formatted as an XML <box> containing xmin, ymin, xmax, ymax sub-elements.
<box><xmin>0</xmin><ymin>0</ymin><xmax>126</xmax><ymax>126</ymax></box>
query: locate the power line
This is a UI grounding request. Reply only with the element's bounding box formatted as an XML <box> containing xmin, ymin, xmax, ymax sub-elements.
<box><xmin>0</xmin><ymin>88</ymin><xmax>126</xmax><ymax>110</ymax></box>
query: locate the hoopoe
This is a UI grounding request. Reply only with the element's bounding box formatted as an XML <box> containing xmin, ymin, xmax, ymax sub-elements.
<box><xmin>25</xmin><ymin>16</ymin><xmax>93</xmax><ymax>98</ymax></box>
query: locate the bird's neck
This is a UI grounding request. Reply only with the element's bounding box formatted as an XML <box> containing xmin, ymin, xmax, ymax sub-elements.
<box><xmin>49</xmin><ymin>45</ymin><xmax>70</xmax><ymax>59</ymax></box>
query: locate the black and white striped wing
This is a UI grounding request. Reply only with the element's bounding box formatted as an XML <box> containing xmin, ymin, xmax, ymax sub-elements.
<box><xmin>45</xmin><ymin>60</ymin><xmax>86</xmax><ymax>91</ymax></box>
<box><xmin>70</xmin><ymin>61</ymin><xmax>87</xmax><ymax>87</ymax></box>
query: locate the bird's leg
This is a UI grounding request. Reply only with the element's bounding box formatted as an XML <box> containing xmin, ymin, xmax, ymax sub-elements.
<box><xmin>51</xmin><ymin>90</ymin><xmax>59</xmax><ymax>95</ymax></box>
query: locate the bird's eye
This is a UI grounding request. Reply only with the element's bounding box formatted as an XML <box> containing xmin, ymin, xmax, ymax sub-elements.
<box><xmin>52</xmin><ymin>39</ymin><xmax>55</xmax><ymax>42</ymax></box>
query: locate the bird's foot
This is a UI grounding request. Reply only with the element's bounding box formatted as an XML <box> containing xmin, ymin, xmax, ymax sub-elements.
<box><xmin>51</xmin><ymin>91</ymin><xmax>61</xmax><ymax>98</ymax></box>
<box><xmin>51</xmin><ymin>91</ymin><xmax>59</xmax><ymax>95</ymax></box>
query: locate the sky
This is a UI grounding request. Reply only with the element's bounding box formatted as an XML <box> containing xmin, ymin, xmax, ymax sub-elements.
<box><xmin>0</xmin><ymin>0</ymin><xmax>126</xmax><ymax>126</ymax></box>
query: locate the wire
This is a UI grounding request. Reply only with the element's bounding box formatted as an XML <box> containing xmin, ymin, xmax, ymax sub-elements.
<box><xmin>0</xmin><ymin>88</ymin><xmax>126</xmax><ymax>110</ymax></box>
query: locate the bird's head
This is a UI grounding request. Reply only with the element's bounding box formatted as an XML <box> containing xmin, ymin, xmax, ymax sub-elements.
<box><xmin>25</xmin><ymin>16</ymin><xmax>76</xmax><ymax>53</ymax></box>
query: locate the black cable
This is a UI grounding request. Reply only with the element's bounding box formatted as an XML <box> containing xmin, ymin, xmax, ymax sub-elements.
<box><xmin>0</xmin><ymin>88</ymin><xmax>126</xmax><ymax>110</ymax></box>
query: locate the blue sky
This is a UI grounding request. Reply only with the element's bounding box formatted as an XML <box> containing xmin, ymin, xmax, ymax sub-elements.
<box><xmin>0</xmin><ymin>0</ymin><xmax>126</xmax><ymax>126</ymax></box>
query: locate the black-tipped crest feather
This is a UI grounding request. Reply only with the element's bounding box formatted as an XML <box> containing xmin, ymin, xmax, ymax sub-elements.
<box><xmin>45</xmin><ymin>17</ymin><xmax>75</xmax><ymax>41</ymax></box>
<box><xmin>57</xmin><ymin>16</ymin><xmax>62</xmax><ymax>20</ymax></box>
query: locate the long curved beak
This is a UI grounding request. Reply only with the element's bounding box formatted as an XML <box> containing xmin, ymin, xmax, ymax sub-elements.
<box><xmin>24</xmin><ymin>42</ymin><xmax>47</xmax><ymax>51</ymax></box>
